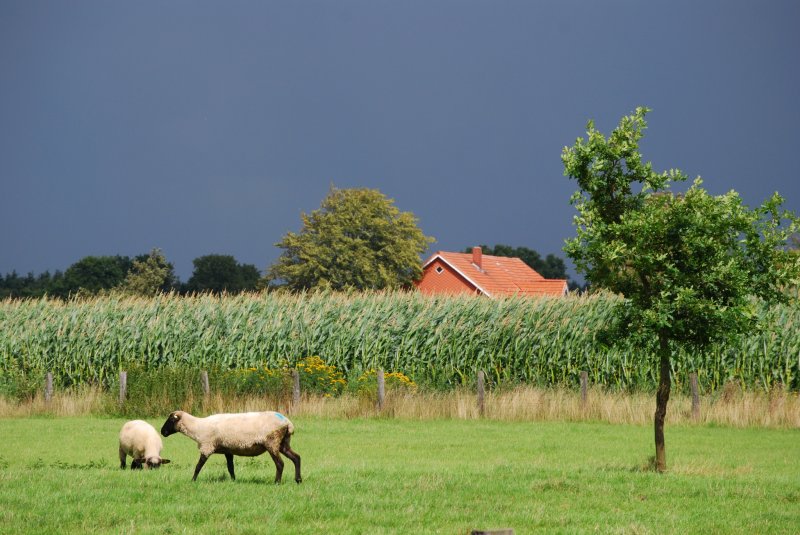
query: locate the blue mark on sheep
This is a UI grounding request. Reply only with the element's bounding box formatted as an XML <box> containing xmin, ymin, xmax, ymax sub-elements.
<box><xmin>274</xmin><ymin>412</ymin><xmax>286</xmax><ymax>421</ymax></box>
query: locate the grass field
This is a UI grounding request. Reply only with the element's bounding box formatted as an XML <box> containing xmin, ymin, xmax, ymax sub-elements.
<box><xmin>0</xmin><ymin>417</ymin><xmax>798</xmax><ymax>534</ymax></box>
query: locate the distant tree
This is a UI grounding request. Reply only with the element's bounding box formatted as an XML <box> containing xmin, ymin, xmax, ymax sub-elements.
<box><xmin>185</xmin><ymin>254</ymin><xmax>260</xmax><ymax>294</ymax></box>
<box><xmin>238</xmin><ymin>263</ymin><xmax>261</xmax><ymax>291</ymax></box>
<box><xmin>48</xmin><ymin>270</ymin><xmax>66</xmax><ymax>298</ymax></box>
<box><xmin>62</xmin><ymin>255</ymin><xmax>133</xmax><ymax>296</ymax></box>
<box><xmin>118</xmin><ymin>248</ymin><xmax>177</xmax><ymax>296</ymax></box>
<box><xmin>563</xmin><ymin>107</ymin><xmax>800</xmax><ymax>472</ymax></box>
<box><xmin>0</xmin><ymin>271</ymin><xmax>23</xmax><ymax>299</ymax></box>
<box><xmin>269</xmin><ymin>187</ymin><xmax>435</xmax><ymax>291</ymax></box>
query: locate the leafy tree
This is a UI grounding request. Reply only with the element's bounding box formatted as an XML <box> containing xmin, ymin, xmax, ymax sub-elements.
<box><xmin>269</xmin><ymin>187</ymin><xmax>434</xmax><ymax>291</ymax></box>
<box><xmin>3</xmin><ymin>270</ymin><xmax>68</xmax><ymax>299</ymax></box>
<box><xmin>464</xmin><ymin>244</ymin><xmax>571</xmax><ymax>281</ymax></box>
<box><xmin>562</xmin><ymin>107</ymin><xmax>800</xmax><ymax>472</ymax></box>
<box><xmin>0</xmin><ymin>271</ymin><xmax>23</xmax><ymax>299</ymax></box>
<box><xmin>238</xmin><ymin>263</ymin><xmax>261</xmax><ymax>291</ymax></box>
<box><xmin>118</xmin><ymin>248</ymin><xmax>177</xmax><ymax>296</ymax></box>
<box><xmin>62</xmin><ymin>255</ymin><xmax>133</xmax><ymax>296</ymax></box>
<box><xmin>185</xmin><ymin>254</ymin><xmax>260</xmax><ymax>294</ymax></box>
<box><xmin>48</xmin><ymin>270</ymin><xmax>66</xmax><ymax>298</ymax></box>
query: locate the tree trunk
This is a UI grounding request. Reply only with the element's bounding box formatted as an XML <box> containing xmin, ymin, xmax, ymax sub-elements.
<box><xmin>654</xmin><ymin>334</ymin><xmax>671</xmax><ymax>472</ymax></box>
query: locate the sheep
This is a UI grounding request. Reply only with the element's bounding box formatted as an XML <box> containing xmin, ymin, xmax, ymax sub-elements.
<box><xmin>119</xmin><ymin>420</ymin><xmax>171</xmax><ymax>470</ymax></box>
<box><xmin>160</xmin><ymin>410</ymin><xmax>301</xmax><ymax>484</ymax></box>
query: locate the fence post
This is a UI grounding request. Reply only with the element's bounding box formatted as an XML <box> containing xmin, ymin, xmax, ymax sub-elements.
<box><xmin>201</xmin><ymin>370</ymin><xmax>210</xmax><ymax>398</ymax></box>
<box><xmin>119</xmin><ymin>370</ymin><xmax>127</xmax><ymax>406</ymax></box>
<box><xmin>45</xmin><ymin>372</ymin><xmax>53</xmax><ymax>403</ymax></box>
<box><xmin>292</xmin><ymin>369</ymin><xmax>300</xmax><ymax>410</ymax></box>
<box><xmin>690</xmin><ymin>372</ymin><xmax>700</xmax><ymax>421</ymax></box>
<box><xmin>580</xmin><ymin>371</ymin><xmax>588</xmax><ymax>408</ymax></box>
<box><xmin>477</xmin><ymin>370</ymin><xmax>485</xmax><ymax>417</ymax></box>
<box><xmin>377</xmin><ymin>369</ymin><xmax>385</xmax><ymax>411</ymax></box>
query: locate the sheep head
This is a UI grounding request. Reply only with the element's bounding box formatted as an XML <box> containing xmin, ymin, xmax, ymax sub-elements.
<box><xmin>161</xmin><ymin>411</ymin><xmax>183</xmax><ymax>437</ymax></box>
<box><xmin>145</xmin><ymin>457</ymin><xmax>170</xmax><ymax>469</ymax></box>
<box><xmin>133</xmin><ymin>456</ymin><xmax>171</xmax><ymax>469</ymax></box>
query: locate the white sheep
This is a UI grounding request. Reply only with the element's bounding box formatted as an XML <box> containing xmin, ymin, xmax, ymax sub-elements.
<box><xmin>160</xmin><ymin>410</ymin><xmax>301</xmax><ymax>483</ymax></box>
<box><xmin>118</xmin><ymin>420</ymin><xmax>171</xmax><ymax>470</ymax></box>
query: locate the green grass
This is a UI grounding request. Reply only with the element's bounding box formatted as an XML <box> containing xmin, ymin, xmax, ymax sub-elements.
<box><xmin>0</xmin><ymin>417</ymin><xmax>798</xmax><ymax>534</ymax></box>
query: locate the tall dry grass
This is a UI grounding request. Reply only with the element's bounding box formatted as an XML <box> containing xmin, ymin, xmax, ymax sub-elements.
<box><xmin>2</xmin><ymin>386</ymin><xmax>798</xmax><ymax>428</ymax></box>
<box><xmin>0</xmin><ymin>386</ymin><xmax>110</xmax><ymax>418</ymax></box>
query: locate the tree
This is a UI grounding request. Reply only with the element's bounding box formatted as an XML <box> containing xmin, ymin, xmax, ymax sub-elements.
<box><xmin>185</xmin><ymin>254</ymin><xmax>260</xmax><ymax>294</ymax></box>
<box><xmin>562</xmin><ymin>107</ymin><xmax>800</xmax><ymax>472</ymax></box>
<box><xmin>464</xmin><ymin>244</ymin><xmax>571</xmax><ymax>281</ymax></box>
<box><xmin>269</xmin><ymin>187</ymin><xmax>434</xmax><ymax>291</ymax></box>
<box><xmin>62</xmin><ymin>255</ymin><xmax>133</xmax><ymax>296</ymax></box>
<box><xmin>118</xmin><ymin>248</ymin><xmax>177</xmax><ymax>296</ymax></box>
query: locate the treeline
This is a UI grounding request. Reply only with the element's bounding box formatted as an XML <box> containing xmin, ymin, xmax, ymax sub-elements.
<box><xmin>2</xmin><ymin>245</ymin><xmax>578</xmax><ymax>299</ymax></box>
<box><xmin>3</xmin><ymin>188</ymin><xmax>578</xmax><ymax>299</ymax></box>
<box><xmin>0</xmin><ymin>251</ymin><xmax>260</xmax><ymax>299</ymax></box>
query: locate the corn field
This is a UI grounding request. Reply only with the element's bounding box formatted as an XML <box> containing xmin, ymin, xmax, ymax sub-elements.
<box><xmin>1</xmin><ymin>291</ymin><xmax>799</xmax><ymax>395</ymax></box>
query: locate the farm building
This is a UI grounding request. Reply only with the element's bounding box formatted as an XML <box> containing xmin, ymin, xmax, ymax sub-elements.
<box><xmin>415</xmin><ymin>247</ymin><xmax>568</xmax><ymax>297</ymax></box>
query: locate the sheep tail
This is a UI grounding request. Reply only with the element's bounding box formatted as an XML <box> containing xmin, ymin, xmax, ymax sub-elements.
<box><xmin>274</xmin><ymin>412</ymin><xmax>294</xmax><ymax>435</ymax></box>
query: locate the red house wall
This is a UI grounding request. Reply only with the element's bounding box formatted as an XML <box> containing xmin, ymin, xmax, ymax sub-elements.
<box><xmin>415</xmin><ymin>258</ymin><xmax>480</xmax><ymax>296</ymax></box>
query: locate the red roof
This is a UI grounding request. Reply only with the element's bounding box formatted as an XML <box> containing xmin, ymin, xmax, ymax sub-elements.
<box><xmin>420</xmin><ymin>251</ymin><xmax>568</xmax><ymax>297</ymax></box>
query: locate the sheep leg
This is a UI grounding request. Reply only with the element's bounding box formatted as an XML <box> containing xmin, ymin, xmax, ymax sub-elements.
<box><xmin>280</xmin><ymin>438</ymin><xmax>302</xmax><ymax>484</ymax></box>
<box><xmin>268</xmin><ymin>451</ymin><xmax>284</xmax><ymax>484</ymax></box>
<box><xmin>192</xmin><ymin>454</ymin><xmax>209</xmax><ymax>481</ymax></box>
<box><xmin>225</xmin><ymin>453</ymin><xmax>236</xmax><ymax>481</ymax></box>
<box><xmin>119</xmin><ymin>447</ymin><xmax>127</xmax><ymax>469</ymax></box>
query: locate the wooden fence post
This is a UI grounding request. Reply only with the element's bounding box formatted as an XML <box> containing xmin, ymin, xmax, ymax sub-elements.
<box><xmin>477</xmin><ymin>370</ymin><xmax>485</xmax><ymax>417</ymax></box>
<box><xmin>580</xmin><ymin>371</ymin><xmax>588</xmax><ymax>408</ymax></box>
<box><xmin>119</xmin><ymin>370</ymin><xmax>127</xmax><ymax>406</ymax></box>
<box><xmin>45</xmin><ymin>372</ymin><xmax>53</xmax><ymax>403</ymax></box>
<box><xmin>690</xmin><ymin>372</ymin><xmax>700</xmax><ymax>421</ymax></box>
<box><xmin>292</xmin><ymin>369</ymin><xmax>300</xmax><ymax>410</ymax></box>
<box><xmin>377</xmin><ymin>369</ymin><xmax>385</xmax><ymax>411</ymax></box>
<box><xmin>201</xmin><ymin>370</ymin><xmax>210</xmax><ymax>398</ymax></box>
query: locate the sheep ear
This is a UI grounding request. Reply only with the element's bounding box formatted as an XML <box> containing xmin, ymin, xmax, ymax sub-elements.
<box><xmin>161</xmin><ymin>459</ymin><xmax>171</xmax><ymax>465</ymax></box>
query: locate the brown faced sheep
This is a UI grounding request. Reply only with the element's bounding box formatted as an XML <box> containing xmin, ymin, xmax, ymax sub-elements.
<box><xmin>160</xmin><ymin>410</ymin><xmax>301</xmax><ymax>484</ymax></box>
<box><xmin>119</xmin><ymin>420</ymin><xmax>171</xmax><ymax>469</ymax></box>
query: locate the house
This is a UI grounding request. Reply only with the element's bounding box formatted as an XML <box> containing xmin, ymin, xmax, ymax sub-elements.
<box><xmin>415</xmin><ymin>247</ymin><xmax>568</xmax><ymax>297</ymax></box>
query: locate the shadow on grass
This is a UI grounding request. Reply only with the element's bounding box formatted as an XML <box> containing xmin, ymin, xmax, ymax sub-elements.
<box><xmin>190</xmin><ymin>473</ymin><xmax>297</xmax><ymax>485</ymax></box>
<box><xmin>630</xmin><ymin>456</ymin><xmax>659</xmax><ymax>473</ymax></box>
<box><xmin>596</xmin><ymin>457</ymin><xmax>659</xmax><ymax>474</ymax></box>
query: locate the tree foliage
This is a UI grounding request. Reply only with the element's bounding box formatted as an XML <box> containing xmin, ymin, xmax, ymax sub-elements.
<box><xmin>562</xmin><ymin>107</ymin><xmax>800</xmax><ymax>471</ymax></box>
<box><xmin>0</xmin><ymin>270</ymin><xmax>64</xmax><ymax>299</ymax></box>
<box><xmin>118</xmin><ymin>248</ymin><xmax>177</xmax><ymax>296</ymax></box>
<box><xmin>185</xmin><ymin>254</ymin><xmax>260</xmax><ymax>294</ymax></box>
<box><xmin>269</xmin><ymin>187</ymin><xmax>434</xmax><ymax>291</ymax></box>
<box><xmin>62</xmin><ymin>255</ymin><xmax>133</xmax><ymax>296</ymax></box>
<box><xmin>0</xmin><ymin>252</ymin><xmax>178</xmax><ymax>299</ymax></box>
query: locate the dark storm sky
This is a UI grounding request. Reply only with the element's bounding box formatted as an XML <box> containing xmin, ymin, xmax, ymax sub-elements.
<box><xmin>2</xmin><ymin>1</ymin><xmax>799</xmax><ymax>282</ymax></box>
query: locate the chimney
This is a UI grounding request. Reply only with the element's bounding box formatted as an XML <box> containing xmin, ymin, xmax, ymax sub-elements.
<box><xmin>472</xmin><ymin>246</ymin><xmax>482</xmax><ymax>270</ymax></box>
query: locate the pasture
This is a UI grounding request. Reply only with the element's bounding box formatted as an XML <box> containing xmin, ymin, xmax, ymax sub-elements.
<box><xmin>1</xmin><ymin>417</ymin><xmax>798</xmax><ymax>534</ymax></box>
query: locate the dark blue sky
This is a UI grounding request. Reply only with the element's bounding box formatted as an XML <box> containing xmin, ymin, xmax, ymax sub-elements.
<box><xmin>2</xmin><ymin>1</ymin><xmax>799</xmax><ymax>282</ymax></box>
